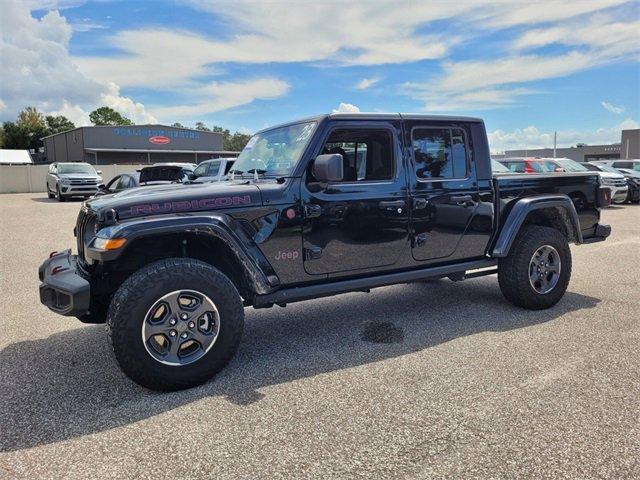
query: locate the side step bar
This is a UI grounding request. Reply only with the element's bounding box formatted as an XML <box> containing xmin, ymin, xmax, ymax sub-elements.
<box><xmin>253</xmin><ymin>259</ymin><xmax>498</xmax><ymax>308</ymax></box>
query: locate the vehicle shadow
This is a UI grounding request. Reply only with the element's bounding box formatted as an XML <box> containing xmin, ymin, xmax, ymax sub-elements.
<box><xmin>30</xmin><ymin>197</ymin><xmax>85</xmax><ymax>203</ymax></box>
<box><xmin>0</xmin><ymin>280</ymin><xmax>600</xmax><ymax>452</ymax></box>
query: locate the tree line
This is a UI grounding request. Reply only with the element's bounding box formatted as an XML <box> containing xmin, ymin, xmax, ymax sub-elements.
<box><xmin>0</xmin><ymin>106</ymin><xmax>252</xmax><ymax>152</ymax></box>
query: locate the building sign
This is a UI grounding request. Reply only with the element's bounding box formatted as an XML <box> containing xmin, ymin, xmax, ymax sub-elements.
<box><xmin>112</xmin><ymin>127</ymin><xmax>201</xmax><ymax>140</ymax></box>
<box><xmin>149</xmin><ymin>135</ymin><xmax>170</xmax><ymax>145</ymax></box>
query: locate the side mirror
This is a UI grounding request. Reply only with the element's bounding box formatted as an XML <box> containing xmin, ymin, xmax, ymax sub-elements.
<box><xmin>187</xmin><ymin>173</ymin><xmax>197</xmax><ymax>181</ymax></box>
<box><xmin>312</xmin><ymin>154</ymin><xmax>343</xmax><ymax>183</ymax></box>
<box><xmin>96</xmin><ymin>170</ymin><xmax>102</xmax><ymax>175</ymax></box>
<box><xmin>98</xmin><ymin>183</ymin><xmax>106</xmax><ymax>190</ymax></box>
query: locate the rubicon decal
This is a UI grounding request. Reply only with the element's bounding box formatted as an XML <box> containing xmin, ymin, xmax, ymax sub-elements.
<box><xmin>130</xmin><ymin>196</ymin><xmax>253</xmax><ymax>216</ymax></box>
<box><xmin>149</xmin><ymin>135</ymin><xmax>170</xmax><ymax>145</ymax></box>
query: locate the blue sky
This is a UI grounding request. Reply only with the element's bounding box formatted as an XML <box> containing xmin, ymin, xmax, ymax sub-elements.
<box><xmin>2</xmin><ymin>0</ymin><xmax>639</xmax><ymax>152</ymax></box>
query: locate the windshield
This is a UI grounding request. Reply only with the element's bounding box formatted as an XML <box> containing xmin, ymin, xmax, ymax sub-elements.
<box><xmin>231</xmin><ymin>122</ymin><xmax>316</xmax><ymax>177</ymax></box>
<box><xmin>556</xmin><ymin>159</ymin><xmax>588</xmax><ymax>172</ymax></box>
<box><xmin>58</xmin><ymin>163</ymin><xmax>97</xmax><ymax>174</ymax></box>
<box><xmin>491</xmin><ymin>159</ymin><xmax>510</xmax><ymax>172</ymax></box>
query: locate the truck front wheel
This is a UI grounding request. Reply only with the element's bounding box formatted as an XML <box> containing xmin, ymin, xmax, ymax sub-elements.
<box><xmin>498</xmin><ymin>226</ymin><xmax>572</xmax><ymax>310</ymax></box>
<box><xmin>106</xmin><ymin>258</ymin><xmax>244</xmax><ymax>391</ymax></box>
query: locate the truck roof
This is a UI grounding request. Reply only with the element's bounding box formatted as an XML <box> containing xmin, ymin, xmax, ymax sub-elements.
<box><xmin>257</xmin><ymin>113</ymin><xmax>484</xmax><ymax>134</ymax></box>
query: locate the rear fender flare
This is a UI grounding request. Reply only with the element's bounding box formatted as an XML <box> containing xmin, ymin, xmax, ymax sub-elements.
<box><xmin>492</xmin><ymin>195</ymin><xmax>582</xmax><ymax>257</ymax></box>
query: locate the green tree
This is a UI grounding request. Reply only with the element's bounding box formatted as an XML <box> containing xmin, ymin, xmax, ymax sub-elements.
<box><xmin>210</xmin><ymin>125</ymin><xmax>251</xmax><ymax>151</ymax></box>
<box><xmin>195</xmin><ymin>122</ymin><xmax>211</xmax><ymax>131</ymax></box>
<box><xmin>18</xmin><ymin>106</ymin><xmax>46</xmax><ymax>130</ymax></box>
<box><xmin>0</xmin><ymin>125</ymin><xmax>4</xmax><ymax>148</ymax></box>
<box><xmin>171</xmin><ymin>122</ymin><xmax>185</xmax><ymax>128</ymax></box>
<box><xmin>1</xmin><ymin>121</ymin><xmax>35</xmax><ymax>149</ymax></box>
<box><xmin>45</xmin><ymin>115</ymin><xmax>75</xmax><ymax>134</ymax></box>
<box><xmin>2</xmin><ymin>106</ymin><xmax>49</xmax><ymax>150</ymax></box>
<box><xmin>226</xmin><ymin>131</ymin><xmax>251</xmax><ymax>151</ymax></box>
<box><xmin>89</xmin><ymin>106</ymin><xmax>133</xmax><ymax>126</ymax></box>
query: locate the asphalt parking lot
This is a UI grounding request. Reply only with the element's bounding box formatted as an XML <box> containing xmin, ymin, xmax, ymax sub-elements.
<box><xmin>0</xmin><ymin>193</ymin><xmax>638</xmax><ymax>479</ymax></box>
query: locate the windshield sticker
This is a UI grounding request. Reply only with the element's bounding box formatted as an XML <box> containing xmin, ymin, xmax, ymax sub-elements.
<box><xmin>296</xmin><ymin>124</ymin><xmax>314</xmax><ymax>142</ymax></box>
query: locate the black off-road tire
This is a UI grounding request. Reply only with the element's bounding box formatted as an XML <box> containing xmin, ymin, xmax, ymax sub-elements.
<box><xmin>56</xmin><ymin>185</ymin><xmax>66</xmax><ymax>202</ymax></box>
<box><xmin>106</xmin><ymin>258</ymin><xmax>244</xmax><ymax>391</ymax></box>
<box><xmin>498</xmin><ymin>225</ymin><xmax>572</xmax><ymax>310</ymax></box>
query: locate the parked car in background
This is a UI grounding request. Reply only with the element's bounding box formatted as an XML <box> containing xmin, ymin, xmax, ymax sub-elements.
<box><xmin>190</xmin><ymin>157</ymin><xmax>236</xmax><ymax>183</ymax></box>
<box><xmin>46</xmin><ymin>162</ymin><xmax>102</xmax><ymax>201</ymax></box>
<box><xmin>591</xmin><ymin>159</ymin><xmax>640</xmax><ymax>173</ymax></box>
<box><xmin>594</xmin><ymin>165</ymin><xmax>640</xmax><ymax>204</ymax></box>
<box><xmin>552</xmin><ymin>158</ymin><xmax>628</xmax><ymax>204</ymax></box>
<box><xmin>498</xmin><ymin>157</ymin><xmax>560</xmax><ymax>173</ymax></box>
<box><xmin>94</xmin><ymin>164</ymin><xmax>194</xmax><ymax>197</ymax></box>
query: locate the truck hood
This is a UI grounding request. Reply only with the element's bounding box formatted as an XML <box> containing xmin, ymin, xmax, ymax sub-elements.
<box><xmin>86</xmin><ymin>181</ymin><xmax>262</xmax><ymax>220</ymax></box>
<box><xmin>597</xmin><ymin>171</ymin><xmax>625</xmax><ymax>179</ymax></box>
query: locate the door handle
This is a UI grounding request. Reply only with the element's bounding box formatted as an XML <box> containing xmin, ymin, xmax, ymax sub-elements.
<box><xmin>378</xmin><ymin>200</ymin><xmax>406</xmax><ymax>210</ymax></box>
<box><xmin>450</xmin><ymin>195</ymin><xmax>474</xmax><ymax>206</ymax></box>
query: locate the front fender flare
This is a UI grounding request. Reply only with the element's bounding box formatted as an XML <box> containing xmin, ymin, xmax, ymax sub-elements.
<box><xmin>492</xmin><ymin>195</ymin><xmax>583</xmax><ymax>258</ymax></box>
<box><xmin>86</xmin><ymin>213</ymin><xmax>278</xmax><ymax>294</ymax></box>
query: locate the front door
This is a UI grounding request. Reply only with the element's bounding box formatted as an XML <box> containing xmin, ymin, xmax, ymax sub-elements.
<box><xmin>405</xmin><ymin>122</ymin><xmax>481</xmax><ymax>262</ymax></box>
<box><xmin>301</xmin><ymin>122</ymin><xmax>409</xmax><ymax>276</ymax></box>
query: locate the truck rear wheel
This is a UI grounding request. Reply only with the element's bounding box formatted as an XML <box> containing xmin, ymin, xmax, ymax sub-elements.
<box><xmin>498</xmin><ymin>226</ymin><xmax>572</xmax><ymax>310</ymax></box>
<box><xmin>106</xmin><ymin>258</ymin><xmax>244</xmax><ymax>391</ymax></box>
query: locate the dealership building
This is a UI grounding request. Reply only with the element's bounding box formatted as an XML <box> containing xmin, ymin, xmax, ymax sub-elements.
<box><xmin>42</xmin><ymin>125</ymin><xmax>236</xmax><ymax>165</ymax></box>
<box><xmin>499</xmin><ymin>128</ymin><xmax>640</xmax><ymax>162</ymax></box>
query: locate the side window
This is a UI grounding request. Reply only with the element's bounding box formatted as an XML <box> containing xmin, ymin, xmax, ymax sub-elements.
<box><xmin>116</xmin><ymin>176</ymin><xmax>131</xmax><ymax>190</ymax></box>
<box><xmin>193</xmin><ymin>163</ymin><xmax>208</xmax><ymax>177</ymax></box>
<box><xmin>412</xmin><ymin>128</ymin><xmax>468</xmax><ymax>179</ymax></box>
<box><xmin>207</xmin><ymin>161</ymin><xmax>221</xmax><ymax>176</ymax></box>
<box><xmin>319</xmin><ymin>129</ymin><xmax>394</xmax><ymax>182</ymax></box>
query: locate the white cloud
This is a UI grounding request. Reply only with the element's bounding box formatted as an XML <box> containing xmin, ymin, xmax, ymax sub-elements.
<box><xmin>356</xmin><ymin>78</ymin><xmax>380</xmax><ymax>90</ymax></box>
<box><xmin>332</xmin><ymin>103</ymin><xmax>361</xmax><ymax>113</ymax></box>
<box><xmin>488</xmin><ymin>118</ymin><xmax>639</xmax><ymax>153</ymax></box>
<box><xmin>151</xmin><ymin>78</ymin><xmax>289</xmax><ymax>121</ymax></box>
<box><xmin>601</xmin><ymin>101</ymin><xmax>625</xmax><ymax>114</ymax></box>
<box><xmin>0</xmin><ymin>1</ymin><xmax>157</xmax><ymax>125</ymax></box>
<box><xmin>403</xmin><ymin>9</ymin><xmax>640</xmax><ymax>112</ymax></box>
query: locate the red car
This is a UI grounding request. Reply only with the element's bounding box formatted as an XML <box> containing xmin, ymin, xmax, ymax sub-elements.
<box><xmin>499</xmin><ymin>157</ymin><xmax>563</xmax><ymax>173</ymax></box>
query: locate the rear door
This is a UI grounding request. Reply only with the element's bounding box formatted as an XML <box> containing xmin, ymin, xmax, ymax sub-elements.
<box><xmin>404</xmin><ymin>121</ymin><xmax>481</xmax><ymax>261</ymax></box>
<box><xmin>300</xmin><ymin>121</ymin><xmax>409</xmax><ymax>276</ymax></box>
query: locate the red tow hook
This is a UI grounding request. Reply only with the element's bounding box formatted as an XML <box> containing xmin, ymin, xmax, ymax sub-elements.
<box><xmin>49</xmin><ymin>251</ymin><xmax>59</xmax><ymax>258</ymax></box>
<box><xmin>51</xmin><ymin>265</ymin><xmax>69</xmax><ymax>276</ymax></box>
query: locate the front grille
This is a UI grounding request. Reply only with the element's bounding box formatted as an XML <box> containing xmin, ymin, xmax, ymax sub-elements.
<box><xmin>76</xmin><ymin>207</ymin><xmax>97</xmax><ymax>262</ymax></box>
<box><xmin>69</xmin><ymin>179</ymin><xmax>98</xmax><ymax>185</ymax></box>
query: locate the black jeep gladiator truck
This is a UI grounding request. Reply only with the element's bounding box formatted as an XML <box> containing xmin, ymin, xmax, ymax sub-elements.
<box><xmin>39</xmin><ymin>113</ymin><xmax>612</xmax><ymax>391</ymax></box>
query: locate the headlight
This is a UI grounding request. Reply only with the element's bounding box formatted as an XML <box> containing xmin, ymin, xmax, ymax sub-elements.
<box><xmin>92</xmin><ymin>237</ymin><xmax>127</xmax><ymax>251</ymax></box>
<box><xmin>601</xmin><ymin>178</ymin><xmax>614</xmax><ymax>186</ymax></box>
<box><xmin>60</xmin><ymin>178</ymin><xmax>71</xmax><ymax>185</ymax></box>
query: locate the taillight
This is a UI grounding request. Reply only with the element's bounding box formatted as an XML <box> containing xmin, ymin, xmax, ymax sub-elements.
<box><xmin>598</xmin><ymin>187</ymin><xmax>612</xmax><ymax>208</ymax></box>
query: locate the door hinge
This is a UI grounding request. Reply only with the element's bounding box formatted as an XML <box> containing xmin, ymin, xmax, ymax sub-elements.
<box><xmin>413</xmin><ymin>233</ymin><xmax>427</xmax><ymax>247</ymax></box>
<box><xmin>304</xmin><ymin>203</ymin><xmax>322</xmax><ymax>218</ymax></box>
<box><xmin>304</xmin><ymin>246</ymin><xmax>322</xmax><ymax>260</ymax></box>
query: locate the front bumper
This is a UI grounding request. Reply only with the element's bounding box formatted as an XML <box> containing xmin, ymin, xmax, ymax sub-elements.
<box><xmin>60</xmin><ymin>185</ymin><xmax>100</xmax><ymax>196</ymax></box>
<box><xmin>609</xmin><ymin>186</ymin><xmax>628</xmax><ymax>203</ymax></box>
<box><xmin>38</xmin><ymin>249</ymin><xmax>90</xmax><ymax>316</ymax></box>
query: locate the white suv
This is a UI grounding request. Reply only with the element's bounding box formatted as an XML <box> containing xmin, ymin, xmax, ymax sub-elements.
<box><xmin>551</xmin><ymin>158</ymin><xmax>628</xmax><ymax>204</ymax></box>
